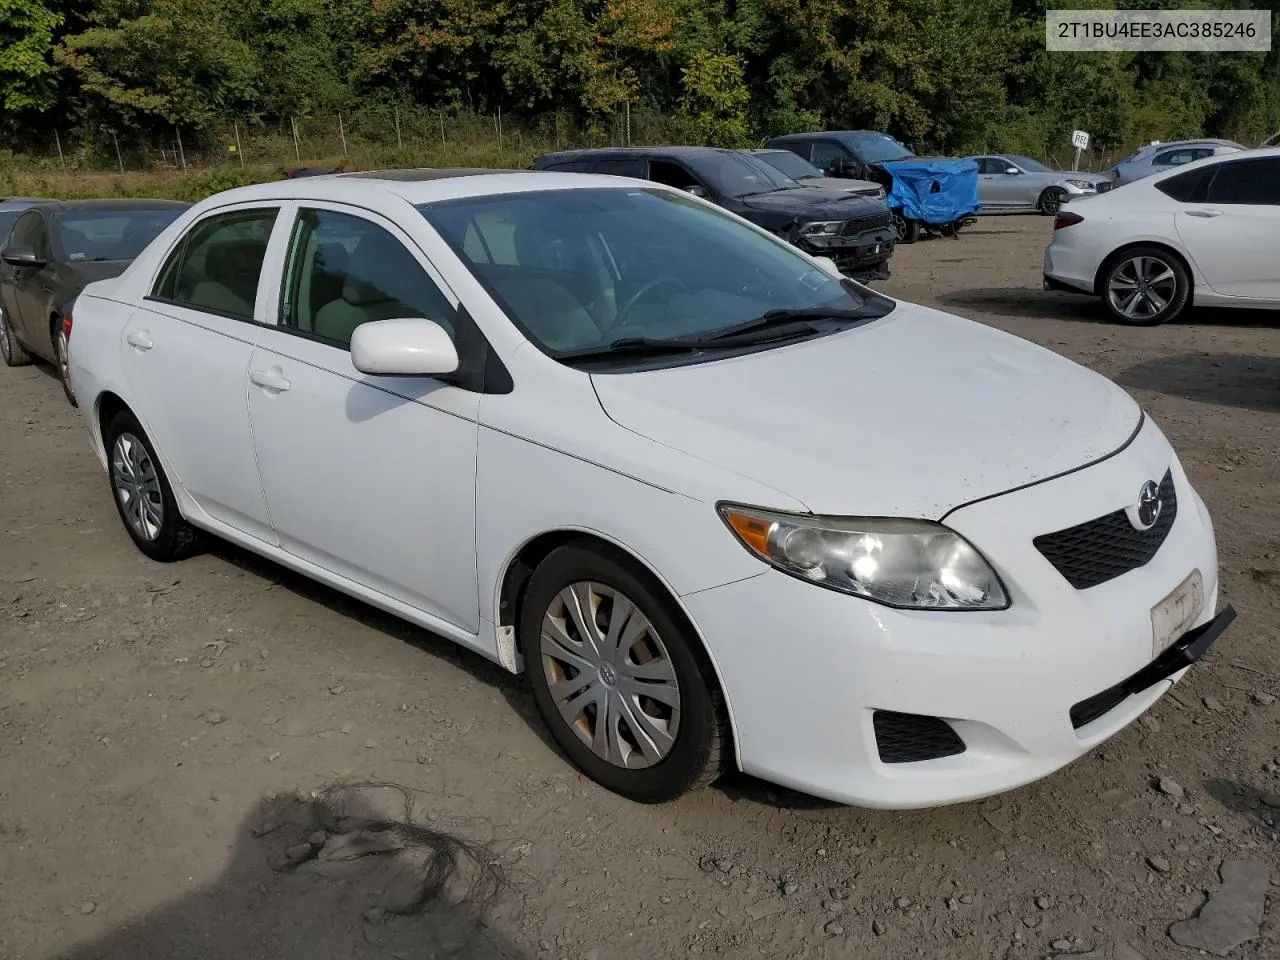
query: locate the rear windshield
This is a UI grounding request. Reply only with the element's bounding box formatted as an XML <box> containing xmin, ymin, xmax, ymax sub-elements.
<box><xmin>53</xmin><ymin>208</ymin><xmax>185</xmax><ymax>262</ymax></box>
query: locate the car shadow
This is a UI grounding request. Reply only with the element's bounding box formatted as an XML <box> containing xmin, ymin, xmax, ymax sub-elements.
<box><xmin>204</xmin><ymin>540</ymin><xmax>564</xmax><ymax>761</ymax></box>
<box><xmin>1202</xmin><ymin>778</ymin><xmax>1279</xmax><ymax>840</ymax></box>
<box><xmin>935</xmin><ymin>286</ymin><xmax>1103</xmax><ymax>322</ymax></box>
<box><xmin>1116</xmin><ymin>354</ymin><xmax>1280</xmax><ymax>414</ymax></box>
<box><xmin>51</xmin><ymin>787</ymin><xmax>529</xmax><ymax>960</ymax></box>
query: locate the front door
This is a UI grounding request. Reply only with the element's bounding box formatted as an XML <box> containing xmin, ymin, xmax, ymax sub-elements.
<box><xmin>1175</xmin><ymin>157</ymin><xmax>1280</xmax><ymax>301</ymax></box>
<box><xmin>245</xmin><ymin>204</ymin><xmax>481</xmax><ymax>633</ymax></box>
<box><xmin>5</xmin><ymin>210</ymin><xmax>54</xmax><ymax>350</ymax></box>
<box><xmin>119</xmin><ymin>204</ymin><xmax>283</xmax><ymax>543</ymax></box>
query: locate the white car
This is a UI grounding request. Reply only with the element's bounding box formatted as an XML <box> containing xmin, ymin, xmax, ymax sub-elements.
<box><xmin>68</xmin><ymin>170</ymin><xmax>1233</xmax><ymax>808</ymax></box>
<box><xmin>1044</xmin><ymin>147</ymin><xmax>1280</xmax><ymax>325</ymax></box>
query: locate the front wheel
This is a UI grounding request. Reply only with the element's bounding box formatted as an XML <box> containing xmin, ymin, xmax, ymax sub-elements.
<box><xmin>1102</xmin><ymin>247</ymin><xmax>1190</xmax><ymax>326</ymax></box>
<box><xmin>0</xmin><ymin>306</ymin><xmax>32</xmax><ymax>367</ymax></box>
<box><xmin>104</xmin><ymin>410</ymin><xmax>202</xmax><ymax>561</ymax></box>
<box><xmin>519</xmin><ymin>543</ymin><xmax>729</xmax><ymax>803</ymax></box>
<box><xmin>891</xmin><ymin>212</ymin><xmax>920</xmax><ymax>244</ymax></box>
<box><xmin>1038</xmin><ymin>187</ymin><xmax>1066</xmax><ymax>215</ymax></box>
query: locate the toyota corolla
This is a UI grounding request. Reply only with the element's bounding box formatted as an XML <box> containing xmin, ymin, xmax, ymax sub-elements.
<box><xmin>67</xmin><ymin>169</ymin><xmax>1232</xmax><ymax>807</ymax></box>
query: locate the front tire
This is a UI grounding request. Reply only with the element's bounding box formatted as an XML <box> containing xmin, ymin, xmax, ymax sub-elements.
<box><xmin>1038</xmin><ymin>187</ymin><xmax>1066</xmax><ymax>215</ymax></box>
<box><xmin>0</xmin><ymin>306</ymin><xmax>32</xmax><ymax>367</ymax></box>
<box><xmin>1101</xmin><ymin>247</ymin><xmax>1190</xmax><ymax>326</ymax></box>
<box><xmin>104</xmin><ymin>410</ymin><xmax>202</xmax><ymax>561</ymax></box>
<box><xmin>891</xmin><ymin>211</ymin><xmax>920</xmax><ymax>244</ymax></box>
<box><xmin>519</xmin><ymin>543</ymin><xmax>728</xmax><ymax>803</ymax></box>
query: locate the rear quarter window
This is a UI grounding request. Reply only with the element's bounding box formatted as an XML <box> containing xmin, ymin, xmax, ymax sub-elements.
<box><xmin>1155</xmin><ymin>167</ymin><xmax>1211</xmax><ymax>203</ymax></box>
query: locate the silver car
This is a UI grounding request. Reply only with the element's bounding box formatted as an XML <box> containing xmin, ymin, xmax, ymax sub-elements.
<box><xmin>969</xmin><ymin>155</ymin><xmax>1110</xmax><ymax>215</ymax></box>
<box><xmin>1107</xmin><ymin>138</ymin><xmax>1245</xmax><ymax>187</ymax></box>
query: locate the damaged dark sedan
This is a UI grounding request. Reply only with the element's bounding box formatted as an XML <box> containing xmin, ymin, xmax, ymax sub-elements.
<box><xmin>531</xmin><ymin>147</ymin><xmax>895</xmax><ymax>281</ymax></box>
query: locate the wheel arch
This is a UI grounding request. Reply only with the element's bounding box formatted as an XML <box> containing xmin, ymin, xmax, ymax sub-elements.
<box><xmin>1092</xmin><ymin>241</ymin><xmax>1195</xmax><ymax>298</ymax></box>
<box><xmin>494</xmin><ymin>527</ymin><xmax>740</xmax><ymax>763</ymax></box>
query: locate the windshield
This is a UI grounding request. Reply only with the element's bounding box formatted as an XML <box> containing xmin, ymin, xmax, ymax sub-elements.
<box><xmin>1007</xmin><ymin>155</ymin><xmax>1052</xmax><ymax>173</ymax></box>
<box><xmin>701</xmin><ymin>153</ymin><xmax>799</xmax><ymax>197</ymax></box>
<box><xmin>753</xmin><ymin>151</ymin><xmax>823</xmax><ymax>181</ymax></box>
<box><xmin>420</xmin><ymin>187</ymin><xmax>884</xmax><ymax>361</ymax></box>
<box><xmin>52</xmin><ymin>208</ymin><xmax>184</xmax><ymax>262</ymax></box>
<box><xmin>848</xmin><ymin>133</ymin><xmax>914</xmax><ymax>164</ymax></box>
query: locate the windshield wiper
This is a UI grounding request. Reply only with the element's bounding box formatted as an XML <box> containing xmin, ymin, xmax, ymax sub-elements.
<box><xmin>556</xmin><ymin>337</ymin><xmax>713</xmax><ymax>364</ymax></box>
<box><xmin>695</xmin><ymin>305</ymin><xmax>885</xmax><ymax>343</ymax></box>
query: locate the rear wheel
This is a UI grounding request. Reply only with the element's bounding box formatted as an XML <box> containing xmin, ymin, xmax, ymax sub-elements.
<box><xmin>52</xmin><ymin>317</ymin><xmax>76</xmax><ymax>406</ymax></box>
<box><xmin>1102</xmin><ymin>247</ymin><xmax>1190</xmax><ymax>326</ymax></box>
<box><xmin>519</xmin><ymin>543</ymin><xmax>729</xmax><ymax>803</ymax></box>
<box><xmin>104</xmin><ymin>410</ymin><xmax>202</xmax><ymax>561</ymax></box>
<box><xmin>1038</xmin><ymin>187</ymin><xmax>1066</xmax><ymax>215</ymax></box>
<box><xmin>0</xmin><ymin>306</ymin><xmax>32</xmax><ymax>367</ymax></box>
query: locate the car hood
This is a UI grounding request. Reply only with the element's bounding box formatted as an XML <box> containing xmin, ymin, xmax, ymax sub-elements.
<box><xmin>590</xmin><ymin>303</ymin><xmax>1141</xmax><ymax>518</ymax></box>
<box><xmin>737</xmin><ymin>187</ymin><xmax>884</xmax><ymax>220</ymax></box>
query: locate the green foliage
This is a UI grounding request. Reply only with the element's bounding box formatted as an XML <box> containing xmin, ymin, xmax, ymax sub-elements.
<box><xmin>0</xmin><ymin>0</ymin><xmax>61</xmax><ymax>112</ymax></box>
<box><xmin>8</xmin><ymin>0</ymin><xmax>1280</xmax><ymax>162</ymax></box>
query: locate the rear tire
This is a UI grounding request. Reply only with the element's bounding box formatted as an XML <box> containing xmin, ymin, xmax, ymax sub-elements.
<box><xmin>0</xmin><ymin>306</ymin><xmax>32</xmax><ymax>367</ymax></box>
<box><xmin>53</xmin><ymin>318</ymin><xmax>77</xmax><ymax>407</ymax></box>
<box><xmin>1101</xmin><ymin>246</ymin><xmax>1190</xmax><ymax>326</ymax></box>
<box><xmin>519</xmin><ymin>542</ymin><xmax>729</xmax><ymax>803</ymax></box>
<box><xmin>104</xmin><ymin>410</ymin><xmax>202</xmax><ymax>561</ymax></box>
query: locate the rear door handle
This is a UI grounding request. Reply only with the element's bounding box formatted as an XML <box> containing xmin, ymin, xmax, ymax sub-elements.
<box><xmin>126</xmin><ymin>331</ymin><xmax>153</xmax><ymax>350</ymax></box>
<box><xmin>250</xmin><ymin>368</ymin><xmax>291</xmax><ymax>392</ymax></box>
<box><xmin>1185</xmin><ymin>208</ymin><xmax>1224</xmax><ymax>218</ymax></box>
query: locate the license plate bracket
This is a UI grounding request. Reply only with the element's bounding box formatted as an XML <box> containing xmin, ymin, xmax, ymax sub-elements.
<box><xmin>1150</xmin><ymin>569</ymin><xmax>1204</xmax><ymax>659</ymax></box>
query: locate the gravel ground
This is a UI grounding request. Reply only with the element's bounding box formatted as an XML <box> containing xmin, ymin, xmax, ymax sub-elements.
<box><xmin>1</xmin><ymin>215</ymin><xmax>1278</xmax><ymax>960</ymax></box>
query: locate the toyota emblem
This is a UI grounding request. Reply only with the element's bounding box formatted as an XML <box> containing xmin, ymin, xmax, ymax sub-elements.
<box><xmin>1135</xmin><ymin>480</ymin><xmax>1162</xmax><ymax>530</ymax></box>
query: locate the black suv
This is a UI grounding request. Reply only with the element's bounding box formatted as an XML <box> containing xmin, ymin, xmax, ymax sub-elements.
<box><xmin>531</xmin><ymin>147</ymin><xmax>894</xmax><ymax>281</ymax></box>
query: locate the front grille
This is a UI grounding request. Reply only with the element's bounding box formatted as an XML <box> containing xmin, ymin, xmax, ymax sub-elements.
<box><xmin>873</xmin><ymin>710</ymin><xmax>966</xmax><ymax>763</ymax></box>
<box><xmin>1095</xmin><ymin>180</ymin><xmax>1113</xmax><ymax>193</ymax></box>
<box><xmin>841</xmin><ymin>211</ymin><xmax>892</xmax><ymax>236</ymax></box>
<box><xmin>1033</xmin><ymin>470</ymin><xmax>1177</xmax><ymax>590</ymax></box>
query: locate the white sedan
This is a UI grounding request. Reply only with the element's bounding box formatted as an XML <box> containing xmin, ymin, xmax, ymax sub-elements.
<box><xmin>69</xmin><ymin>170</ymin><xmax>1233</xmax><ymax>807</ymax></box>
<box><xmin>1044</xmin><ymin>147</ymin><xmax>1280</xmax><ymax>324</ymax></box>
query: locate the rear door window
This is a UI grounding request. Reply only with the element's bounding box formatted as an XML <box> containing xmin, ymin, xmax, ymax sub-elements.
<box><xmin>151</xmin><ymin>208</ymin><xmax>279</xmax><ymax>320</ymax></box>
<box><xmin>1203</xmin><ymin>158</ymin><xmax>1280</xmax><ymax>205</ymax></box>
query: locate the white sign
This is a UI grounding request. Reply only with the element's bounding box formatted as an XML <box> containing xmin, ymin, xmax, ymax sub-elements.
<box><xmin>1071</xmin><ymin>130</ymin><xmax>1090</xmax><ymax>150</ymax></box>
<box><xmin>1047</xmin><ymin>10</ymin><xmax>1271</xmax><ymax>53</ymax></box>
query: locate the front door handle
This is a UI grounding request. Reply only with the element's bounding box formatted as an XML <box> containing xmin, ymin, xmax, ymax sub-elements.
<box><xmin>250</xmin><ymin>368</ymin><xmax>291</xmax><ymax>392</ymax></box>
<box><xmin>126</xmin><ymin>330</ymin><xmax>153</xmax><ymax>351</ymax></box>
<box><xmin>1185</xmin><ymin>208</ymin><xmax>1224</xmax><ymax>218</ymax></box>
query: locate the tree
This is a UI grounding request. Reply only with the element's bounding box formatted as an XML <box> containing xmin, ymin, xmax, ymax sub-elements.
<box><xmin>676</xmin><ymin>50</ymin><xmax>749</xmax><ymax>145</ymax></box>
<box><xmin>0</xmin><ymin>0</ymin><xmax>61</xmax><ymax>113</ymax></box>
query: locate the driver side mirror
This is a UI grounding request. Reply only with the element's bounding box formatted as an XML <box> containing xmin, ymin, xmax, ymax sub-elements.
<box><xmin>350</xmin><ymin>318</ymin><xmax>459</xmax><ymax>377</ymax></box>
<box><xmin>684</xmin><ymin>184</ymin><xmax>711</xmax><ymax>200</ymax></box>
<box><xmin>1</xmin><ymin>245</ymin><xmax>46</xmax><ymax>269</ymax></box>
<box><xmin>1005</xmin><ymin>166</ymin><xmax>1020</xmax><ymax>175</ymax></box>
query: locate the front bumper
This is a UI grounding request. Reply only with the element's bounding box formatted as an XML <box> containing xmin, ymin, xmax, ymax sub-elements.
<box><xmin>683</xmin><ymin>417</ymin><xmax>1225</xmax><ymax>808</ymax></box>
<box><xmin>797</xmin><ymin>227</ymin><xmax>895</xmax><ymax>280</ymax></box>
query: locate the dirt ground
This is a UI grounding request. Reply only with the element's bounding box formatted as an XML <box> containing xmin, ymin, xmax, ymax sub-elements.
<box><xmin>2</xmin><ymin>215</ymin><xmax>1278</xmax><ymax>960</ymax></box>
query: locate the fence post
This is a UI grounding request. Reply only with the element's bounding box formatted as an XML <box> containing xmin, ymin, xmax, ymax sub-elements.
<box><xmin>338</xmin><ymin>113</ymin><xmax>348</xmax><ymax>156</ymax></box>
<box><xmin>439</xmin><ymin>109</ymin><xmax>446</xmax><ymax>148</ymax></box>
<box><xmin>625</xmin><ymin>101</ymin><xmax>631</xmax><ymax>147</ymax></box>
<box><xmin>233</xmin><ymin>121</ymin><xmax>244</xmax><ymax>166</ymax></box>
<box><xmin>111</xmin><ymin>130</ymin><xmax>124</xmax><ymax>172</ymax></box>
<box><xmin>290</xmin><ymin>116</ymin><xmax>301</xmax><ymax>161</ymax></box>
<box><xmin>54</xmin><ymin>129</ymin><xmax>66</xmax><ymax>170</ymax></box>
<box><xmin>175</xmin><ymin>126</ymin><xmax>187</xmax><ymax>170</ymax></box>
<box><xmin>394</xmin><ymin>107</ymin><xmax>403</xmax><ymax>150</ymax></box>
<box><xmin>496</xmin><ymin>107</ymin><xmax>503</xmax><ymax>151</ymax></box>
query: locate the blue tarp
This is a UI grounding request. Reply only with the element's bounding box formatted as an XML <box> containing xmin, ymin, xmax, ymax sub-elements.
<box><xmin>881</xmin><ymin>158</ymin><xmax>980</xmax><ymax>225</ymax></box>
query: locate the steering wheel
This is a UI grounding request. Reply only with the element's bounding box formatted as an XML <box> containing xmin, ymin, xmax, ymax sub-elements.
<box><xmin>613</xmin><ymin>276</ymin><xmax>687</xmax><ymax>329</ymax></box>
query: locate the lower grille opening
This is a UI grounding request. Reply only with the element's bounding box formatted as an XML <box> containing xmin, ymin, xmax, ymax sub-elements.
<box><xmin>873</xmin><ymin>710</ymin><xmax>966</xmax><ymax>763</ymax></box>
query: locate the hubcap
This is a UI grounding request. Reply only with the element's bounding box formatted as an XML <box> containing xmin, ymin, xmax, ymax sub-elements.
<box><xmin>1044</xmin><ymin>191</ymin><xmax>1062</xmax><ymax>213</ymax></box>
<box><xmin>1107</xmin><ymin>255</ymin><xmax>1177</xmax><ymax>321</ymax></box>
<box><xmin>111</xmin><ymin>433</ymin><xmax>164</xmax><ymax>541</ymax></box>
<box><xmin>540</xmin><ymin>581</ymin><xmax>681</xmax><ymax>769</ymax></box>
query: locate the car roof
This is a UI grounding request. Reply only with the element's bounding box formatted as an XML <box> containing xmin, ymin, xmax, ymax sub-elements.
<box><xmin>1140</xmin><ymin>145</ymin><xmax>1280</xmax><ymax>182</ymax></box>
<box><xmin>1136</xmin><ymin>138</ymin><xmax>1244</xmax><ymax>155</ymax></box>
<box><xmin>27</xmin><ymin>198</ymin><xmax>191</xmax><ymax>212</ymax></box>
<box><xmin>768</xmin><ymin>131</ymin><xmax>892</xmax><ymax>142</ymax></box>
<box><xmin>535</xmin><ymin>146</ymin><xmax>743</xmax><ymax>162</ymax></box>
<box><xmin>185</xmin><ymin>169</ymin><xmax>662</xmax><ymax>210</ymax></box>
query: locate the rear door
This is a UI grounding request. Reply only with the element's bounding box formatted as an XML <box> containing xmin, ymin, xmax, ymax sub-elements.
<box><xmin>120</xmin><ymin>203</ymin><xmax>286</xmax><ymax>543</ymax></box>
<box><xmin>1174</xmin><ymin>156</ymin><xmax>1280</xmax><ymax>301</ymax></box>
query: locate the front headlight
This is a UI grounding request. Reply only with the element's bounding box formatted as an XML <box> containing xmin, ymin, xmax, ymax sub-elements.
<box><xmin>800</xmin><ymin>220</ymin><xmax>842</xmax><ymax>236</ymax></box>
<box><xmin>1064</xmin><ymin>179</ymin><xmax>1095</xmax><ymax>190</ymax></box>
<box><xmin>718</xmin><ymin>505</ymin><xmax>1009</xmax><ymax>610</ymax></box>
